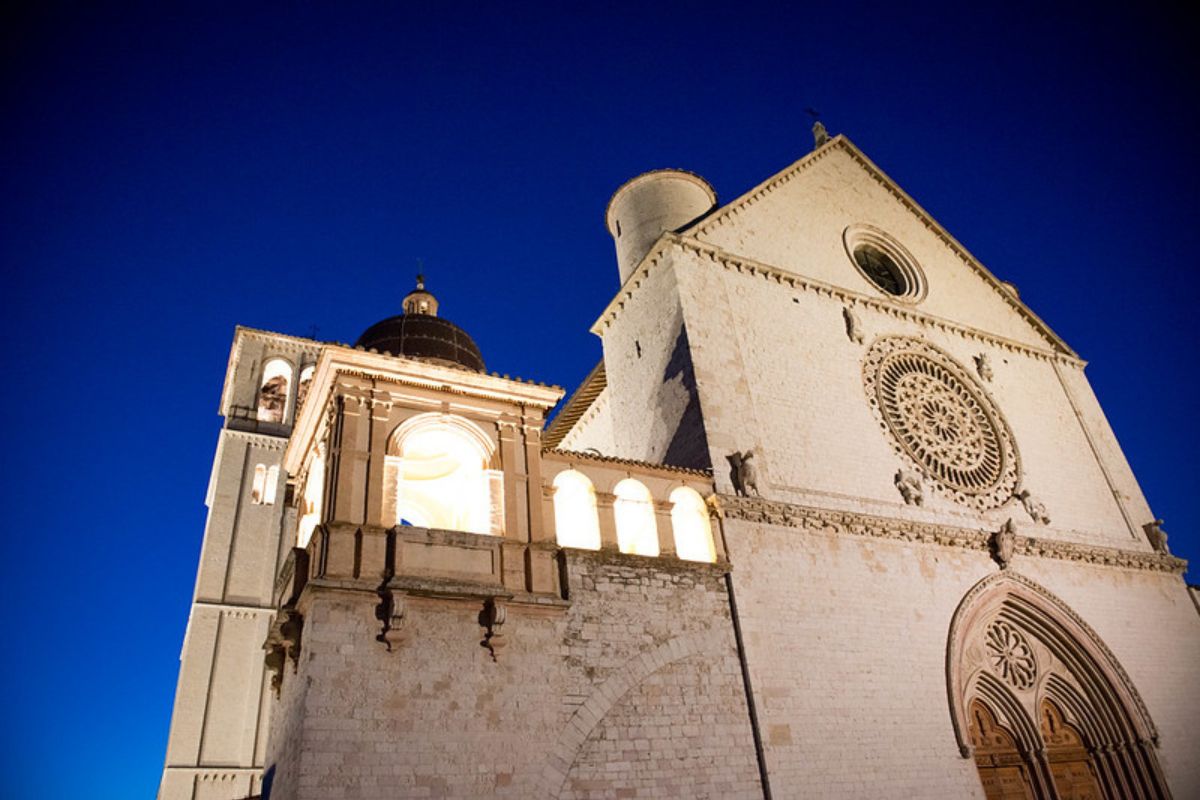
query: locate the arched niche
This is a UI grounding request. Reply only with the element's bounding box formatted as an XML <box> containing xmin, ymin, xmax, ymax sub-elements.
<box><xmin>669</xmin><ymin>486</ymin><xmax>715</xmax><ymax>563</ymax></box>
<box><xmin>257</xmin><ymin>358</ymin><xmax>293</xmax><ymax>423</ymax></box>
<box><xmin>613</xmin><ymin>478</ymin><xmax>657</xmax><ymax>557</ymax></box>
<box><xmin>552</xmin><ymin>469</ymin><xmax>601</xmax><ymax>551</ymax></box>
<box><xmin>296</xmin><ymin>365</ymin><xmax>315</xmax><ymax>410</ymax></box>
<box><xmin>947</xmin><ymin>572</ymin><xmax>1168</xmax><ymax>799</ymax></box>
<box><xmin>383</xmin><ymin>413</ymin><xmax>501</xmax><ymax>536</ymax></box>
<box><xmin>297</xmin><ymin>444</ymin><xmax>325</xmax><ymax>548</ymax></box>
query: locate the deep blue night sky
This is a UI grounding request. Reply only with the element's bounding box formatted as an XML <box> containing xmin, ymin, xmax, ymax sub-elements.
<box><xmin>2</xmin><ymin>4</ymin><xmax>1196</xmax><ymax>798</ymax></box>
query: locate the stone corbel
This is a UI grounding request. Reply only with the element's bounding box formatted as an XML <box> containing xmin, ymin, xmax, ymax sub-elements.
<box><xmin>374</xmin><ymin>583</ymin><xmax>407</xmax><ymax>651</ymax></box>
<box><xmin>479</xmin><ymin>597</ymin><xmax>508</xmax><ymax>661</ymax></box>
<box><xmin>263</xmin><ymin>606</ymin><xmax>304</xmax><ymax>697</ymax></box>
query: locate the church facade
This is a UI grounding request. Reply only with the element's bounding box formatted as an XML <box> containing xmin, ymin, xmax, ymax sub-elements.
<box><xmin>159</xmin><ymin>133</ymin><xmax>1199</xmax><ymax>799</ymax></box>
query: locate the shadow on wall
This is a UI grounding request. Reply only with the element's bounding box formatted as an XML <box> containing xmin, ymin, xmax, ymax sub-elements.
<box><xmin>661</xmin><ymin>323</ymin><xmax>711</xmax><ymax>471</ymax></box>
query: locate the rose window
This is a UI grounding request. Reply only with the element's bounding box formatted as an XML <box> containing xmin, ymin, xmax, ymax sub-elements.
<box><xmin>863</xmin><ymin>337</ymin><xmax>1020</xmax><ymax>509</ymax></box>
<box><xmin>985</xmin><ymin>619</ymin><xmax>1037</xmax><ymax>690</ymax></box>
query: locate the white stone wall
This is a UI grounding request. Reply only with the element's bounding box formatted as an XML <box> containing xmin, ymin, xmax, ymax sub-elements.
<box><xmin>721</xmin><ymin>516</ymin><xmax>1199</xmax><ymax>798</ymax></box>
<box><xmin>558</xmin><ymin>386</ymin><xmax>615</xmax><ymax>455</ymax></box>
<box><xmin>667</xmin><ymin>245</ymin><xmax>1147</xmax><ymax>549</ymax></box>
<box><xmin>264</xmin><ymin>552</ymin><xmax>761</xmax><ymax>799</ymax></box>
<box><xmin>598</xmin><ymin>259</ymin><xmax>709</xmax><ymax>469</ymax></box>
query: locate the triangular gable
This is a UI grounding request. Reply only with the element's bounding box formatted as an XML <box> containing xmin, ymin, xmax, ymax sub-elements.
<box><xmin>680</xmin><ymin>136</ymin><xmax>1075</xmax><ymax>357</ymax></box>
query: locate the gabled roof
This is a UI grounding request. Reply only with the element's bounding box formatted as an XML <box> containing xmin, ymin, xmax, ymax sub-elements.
<box><xmin>681</xmin><ymin>135</ymin><xmax>1076</xmax><ymax>358</ymax></box>
<box><xmin>543</xmin><ymin>360</ymin><xmax>606</xmax><ymax>449</ymax></box>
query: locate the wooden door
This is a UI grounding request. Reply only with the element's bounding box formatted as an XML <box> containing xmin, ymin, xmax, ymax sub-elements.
<box><xmin>970</xmin><ymin>699</ymin><xmax>1036</xmax><ymax>800</ymax></box>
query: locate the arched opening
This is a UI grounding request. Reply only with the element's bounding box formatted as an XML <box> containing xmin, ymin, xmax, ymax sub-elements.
<box><xmin>251</xmin><ymin>464</ymin><xmax>266</xmax><ymax>504</ymax></box>
<box><xmin>296</xmin><ymin>365</ymin><xmax>314</xmax><ymax>410</ymax></box>
<box><xmin>969</xmin><ymin>698</ymin><xmax>1036</xmax><ymax>799</ymax></box>
<box><xmin>552</xmin><ymin>470</ymin><xmax>601</xmax><ymax>550</ymax></box>
<box><xmin>948</xmin><ymin>573</ymin><xmax>1169</xmax><ymax>800</ymax></box>
<box><xmin>297</xmin><ymin>445</ymin><xmax>325</xmax><ymax>548</ymax></box>
<box><xmin>669</xmin><ymin>486</ymin><xmax>715</xmax><ymax>562</ymax></box>
<box><xmin>257</xmin><ymin>359</ymin><xmax>292</xmax><ymax>423</ymax></box>
<box><xmin>613</xmin><ymin>479</ymin><xmax>657</xmax><ymax>557</ymax></box>
<box><xmin>383</xmin><ymin>413</ymin><xmax>501</xmax><ymax>536</ymax></box>
<box><xmin>1040</xmin><ymin>699</ymin><xmax>1104</xmax><ymax>799</ymax></box>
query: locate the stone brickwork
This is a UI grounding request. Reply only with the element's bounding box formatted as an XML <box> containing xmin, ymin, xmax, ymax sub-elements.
<box><xmin>264</xmin><ymin>546</ymin><xmax>761</xmax><ymax>799</ymax></box>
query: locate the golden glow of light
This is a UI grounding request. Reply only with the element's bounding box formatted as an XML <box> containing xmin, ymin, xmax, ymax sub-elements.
<box><xmin>552</xmin><ymin>469</ymin><xmax>601</xmax><ymax>550</ymax></box>
<box><xmin>670</xmin><ymin>486</ymin><xmax>716</xmax><ymax>563</ymax></box>
<box><xmin>614</xmin><ymin>478</ymin><xmax>658</xmax><ymax>557</ymax></box>
<box><xmin>297</xmin><ymin>448</ymin><xmax>325</xmax><ymax>548</ymax></box>
<box><xmin>383</xmin><ymin>416</ymin><xmax>499</xmax><ymax>535</ymax></box>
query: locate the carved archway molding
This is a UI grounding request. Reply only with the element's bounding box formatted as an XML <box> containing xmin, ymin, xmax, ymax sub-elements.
<box><xmin>947</xmin><ymin>571</ymin><xmax>1170</xmax><ymax>798</ymax></box>
<box><xmin>536</xmin><ymin>629</ymin><xmax>729</xmax><ymax>800</ymax></box>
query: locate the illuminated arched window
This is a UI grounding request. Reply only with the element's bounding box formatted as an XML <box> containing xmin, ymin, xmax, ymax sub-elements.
<box><xmin>296</xmin><ymin>365</ymin><xmax>314</xmax><ymax>410</ymax></box>
<box><xmin>383</xmin><ymin>414</ymin><xmax>501</xmax><ymax>535</ymax></box>
<box><xmin>251</xmin><ymin>464</ymin><xmax>266</xmax><ymax>504</ymax></box>
<box><xmin>257</xmin><ymin>359</ymin><xmax>292</xmax><ymax>423</ymax></box>
<box><xmin>614</xmin><ymin>479</ymin><xmax>658</xmax><ymax>556</ymax></box>
<box><xmin>670</xmin><ymin>486</ymin><xmax>716</xmax><ymax>563</ymax></box>
<box><xmin>264</xmin><ymin>465</ymin><xmax>279</xmax><ymax>505</ymax></box>
<box><xmin>553</xmin><ymin>470</ymin><xmax>601</xmax><ymax>550</ymax></box>
<box><xmin>297</xmin><ymin>445</ymin><xmax>325</xmax><ymax>548</ymax></box>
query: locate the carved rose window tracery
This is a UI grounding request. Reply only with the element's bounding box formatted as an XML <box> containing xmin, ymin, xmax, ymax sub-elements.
<box><xmin>863</xmin><ymin>337</ymin><xmax>1020</xmax><ymax>509</ymax></box>
<box><xmin>985</xmin><ymin>619</ymin><xmax>1037</xmax><ymax>690</ymax></box>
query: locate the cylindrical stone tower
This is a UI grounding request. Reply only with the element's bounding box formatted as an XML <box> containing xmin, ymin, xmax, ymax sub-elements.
<box><xmin>605</xmin><ymin>169</ymin><xmax>717</xmax><ymax>284</ymax></box>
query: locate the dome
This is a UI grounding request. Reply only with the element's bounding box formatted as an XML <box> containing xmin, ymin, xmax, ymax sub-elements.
<box><xmin>354</xmin><ymin>276</ymin><xmax>486</xmax><ymax>372</ymax></box>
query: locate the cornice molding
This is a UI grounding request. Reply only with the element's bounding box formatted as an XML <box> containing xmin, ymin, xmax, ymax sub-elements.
<box><xmin>223</xmin><ymin>428</ymin><xmax>289</xmax><ymax>450</ymax></box>
<box><xmin>716</xmin><ymin>495</ymin><xmax>1186</xmax><ymax>575</ymax></box>
<box><xmin>593</xmin><ymin>234</ymin><xmax>1083</xmax><ymax>367</ymax></box>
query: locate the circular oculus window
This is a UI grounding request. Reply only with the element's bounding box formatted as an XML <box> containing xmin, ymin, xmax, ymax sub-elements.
<box><xmin>863</xmin><ymin>336</ymin><xmax>1020</xmax><ymax>509</ymax></box>
<box><xmin>843</xmin><ymin>225</ymin><xmax>927</xmax><ymax>302</ymax></box>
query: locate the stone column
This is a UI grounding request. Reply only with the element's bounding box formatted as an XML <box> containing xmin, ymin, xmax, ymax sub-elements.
<box><xmin>330</xmin><ymin>383</ymin><xmax>373</xmax><ymax>525</ymax></box>
<box><xmin>523</xmin><ymin>420</ymin><xmax>549</xmax><ymax>543</ymax></box>
<box><xmin>497</xmin><ymin>419</ymin><xmax>524</xmax><ymax>541</ymax></box>
<box><xmin>596</xmin><ymin>491</ymin><xmax>619</xmax><ymax>551</ymax></box>
<box><xmin>654</xmin><ymin>500</ymin><xmax>676</xmax><ymax>558</ymax></box>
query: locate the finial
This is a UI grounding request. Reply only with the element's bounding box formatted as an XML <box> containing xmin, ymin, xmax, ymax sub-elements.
<box><xmin>805</xmin><ymin>108</ymin><xmax>829</xmax><ymax>148</ymax></box>
<box><xmin>415</xmin><ymin>273</ymin><xmax>425</xmax><ymax>290</ymax></box>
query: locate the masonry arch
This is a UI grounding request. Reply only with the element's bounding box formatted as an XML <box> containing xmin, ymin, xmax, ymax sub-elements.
<box><xmin>383</xmin><ymin>412</ymin><xmax>501</xmax><ymax>535</ymax></box>
<box><xmin>947</xmin><ymin>572</ymin><xmax>1168</xmax><ymax>799</ymax></box>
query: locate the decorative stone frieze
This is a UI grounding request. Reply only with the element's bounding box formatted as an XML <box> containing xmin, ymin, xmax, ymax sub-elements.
<box><xmin>717</xmin><ymin>495</ymin><xmax>1187</xmax><ymax>574</ymax></box>
<box><xmin>592</xmin><ymin>233</ymin><xmax>1082</xmax><ymax>368</ymax></box>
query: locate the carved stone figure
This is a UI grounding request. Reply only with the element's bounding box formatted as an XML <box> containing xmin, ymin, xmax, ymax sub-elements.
<box><xmin>842</xmin><ymin>306</ymin><xmax>864</xmax><ymax>344</ymax></box>
<box><xmin>1015</xmin><ymin>489</ymin><xmax>1050</xmax><ymax>525</ymax></box>
<box><xmin>1143</xmin><ymin>519</ymin><xmax>1170</xmax><ymax>555</ymax></box>
<box><xmin>812</xmin><ymin>121</ymin><xmax>830</xmax><ymax>148</ymax></box>
<box><xmin>727</xmin><ymin>451</ymin><xmax>760</xmax><ymax>497</ymax></box>
<box><xmin>990</xmin><ymin>519</ymin><xmax>1018</xmax><ymax>569</ymax></box>
<box><xmin>973</xmin><ymin>353</ymin><xmax>994</xmax><ymax>382</ymax></box>
<box><xmin>263</xmin><ymin>607</ymin><xmax>303</xmax><ymax>697</ymax></box>
<box><xmin>894</xmin><ymin>469</ymin><xmax>924</xmax><ymax>506</ymax></box>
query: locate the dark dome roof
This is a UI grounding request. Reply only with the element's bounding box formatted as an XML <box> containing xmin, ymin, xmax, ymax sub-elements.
<box><xmin>355</xmin><ymin>313</ymin><xmax>485</xmax><ymax>372</ymax></box>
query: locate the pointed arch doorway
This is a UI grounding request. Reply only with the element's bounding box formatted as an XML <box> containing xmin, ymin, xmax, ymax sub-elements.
<box><xmin>947</xmin><ymin>573</ymin><xmax>1170</xmax><ymax>800</ymax></box>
